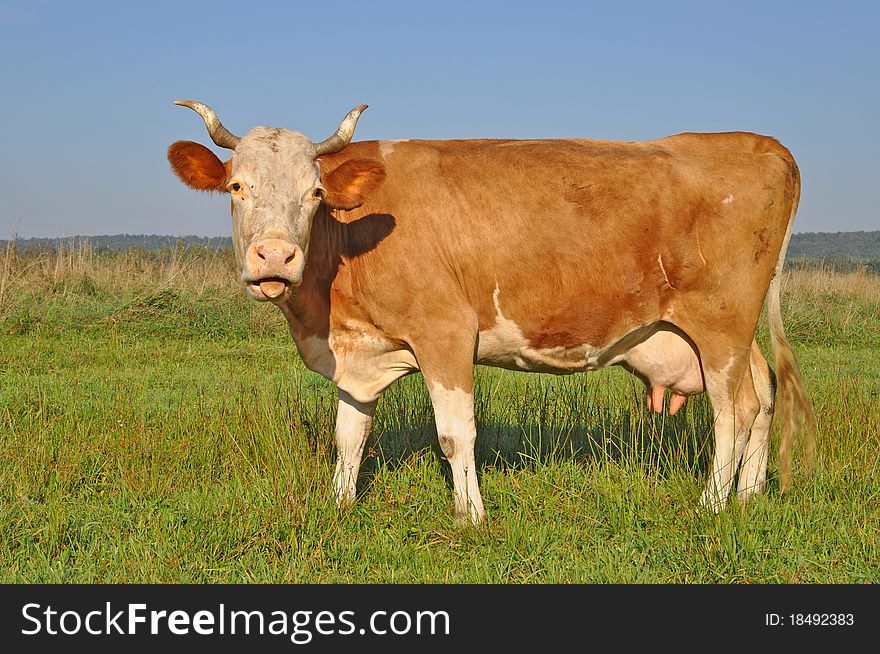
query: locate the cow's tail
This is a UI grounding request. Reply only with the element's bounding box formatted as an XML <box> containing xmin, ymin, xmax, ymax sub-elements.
<box><xmin>766</xmin><ymin>159</ymin><xmax>816</xmax><ymax>492</ymax></box>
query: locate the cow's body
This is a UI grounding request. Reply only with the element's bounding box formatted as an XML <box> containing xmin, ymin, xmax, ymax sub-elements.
<box><xmin>169</xmin><ymin>104</ymin><xmax>814</xmax><ymax>524</ymax></box>
<box><xmin>296</xmin><ymin>135</ymin><xmax>790</xmax><ymax>392</ymax></box>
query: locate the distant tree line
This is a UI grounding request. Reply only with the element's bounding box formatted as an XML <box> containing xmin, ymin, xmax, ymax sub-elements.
<box><xmin>786</xmin><ymin>231</ymin><xmax>880</xmax><ymax>259</ymax></box>
<box><xmin>785</xmin><ymin>230</ymin><xmax>880</xmax><ymax>273</ymax></box>
<box><xmin>0</xmin><ymin>234</ymin><xmax>232</xmax><ymax>252</ymax></box>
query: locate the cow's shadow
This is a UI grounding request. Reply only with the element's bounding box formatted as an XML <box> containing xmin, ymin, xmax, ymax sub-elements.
<box><xmin>351</xmin><ymin>376</ymin><xmax>717</xmax><ymax>501</ymax></box>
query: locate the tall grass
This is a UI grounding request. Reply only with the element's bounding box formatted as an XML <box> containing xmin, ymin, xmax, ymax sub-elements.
<box><xmin>0</xmin><ymin>243</ymin><xmax>877</xmax><ymax>582</ymax></box>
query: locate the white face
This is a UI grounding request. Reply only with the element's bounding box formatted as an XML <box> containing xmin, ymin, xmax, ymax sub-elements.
<box><xmin>226</xmin><ymin>126</ymin><xmax>326</xmax><ymax>300</ymax></box>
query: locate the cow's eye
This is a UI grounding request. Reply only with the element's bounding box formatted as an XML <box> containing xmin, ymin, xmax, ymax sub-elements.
<box><xmin>313</xmin><ymin>187</ymin><xmax>325</xmax><ymax>199</ymax></box>
<box><xmin>231</xmin><ymin>182</ymin><xmax>241</xmax><ymax>192</ymax></box>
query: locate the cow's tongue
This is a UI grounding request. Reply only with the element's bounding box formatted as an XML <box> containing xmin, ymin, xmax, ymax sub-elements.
<box><xmin>259</xmin><ymin>280</ymin><xmax>286</xmax><ymax>298</ymax></box>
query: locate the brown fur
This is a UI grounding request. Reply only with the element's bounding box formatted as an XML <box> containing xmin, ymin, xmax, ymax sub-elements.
<box><xmin>326</xmin><ymin>137</ymin><xmax>789</xmax><ymax>354</ymax></box>
<box><xmin>167</xmin><ymin>141</ymin><xmax>230</xmax><ymax>191</ymax></box>
<box><xmin>321</xmin><ymin>139</ymin><xmax>778</xmax><ymax>339</ymax></box>
<box><xmin>320</xmin><ymin>159</ymin><xmax>386</xmax><ymax>211</ymax></box>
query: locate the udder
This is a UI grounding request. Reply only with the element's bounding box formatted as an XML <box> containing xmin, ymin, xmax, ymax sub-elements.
<box><xmin>621</xmin><ymin>329</ymin><xmax>704</xmax><ymax>416</ymax></box>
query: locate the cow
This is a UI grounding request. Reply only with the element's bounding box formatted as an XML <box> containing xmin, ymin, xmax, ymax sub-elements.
<box><xmin>168</xmin><ymin>100</ymin><xmax>814</xmax><ymax>525</ymax></box>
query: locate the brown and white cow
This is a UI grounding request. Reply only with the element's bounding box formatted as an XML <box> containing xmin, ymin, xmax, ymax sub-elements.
<box><xmin>168</xmin><ymin>101</ymin><xmax>814</xmax><ymax>524</ymax></box>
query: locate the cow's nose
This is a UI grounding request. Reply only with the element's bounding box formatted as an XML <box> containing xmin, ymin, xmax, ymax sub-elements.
<box><xmin>249</xmin><ymin>239</ymin><xmax>297</xmax><ymax>269</ymax></box>
<box><xmin>245</xmin><ymin>238</ymin><xmax>302</xmax><ymax>280</ymax></box>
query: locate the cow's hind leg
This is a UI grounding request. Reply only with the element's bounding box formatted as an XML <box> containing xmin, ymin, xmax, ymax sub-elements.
<box><xmin>414</xmin><ymin>322</ymin><xmax>486</xmax><ymax>526</ymax></box>
<box><xmin>699</xmin><ymin>350</ymin><xmax>761</xmax><ymax>512</ymax></box>
<box><xmin>333</xmin><ymin>390</ymin><xmax>377</xmax><ymax>509</ymax></box>
<box><xmin>426</xmin><ymin>377</ymin><xmax>485</xmax><ymax>525</ymax></box>
<box><xmin>736</xmin><ymin>342</ymin><xmax>776</xmax><ymax>501</ymax></box>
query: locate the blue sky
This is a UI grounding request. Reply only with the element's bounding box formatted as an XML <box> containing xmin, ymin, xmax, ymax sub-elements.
<box><xmin>1</xmin><ymin>0</ymin><xmax>877</xmax><ymax>238</ymax></box>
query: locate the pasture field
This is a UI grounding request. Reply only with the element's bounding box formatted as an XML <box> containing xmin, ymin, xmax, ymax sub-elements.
<box><xmin>0</xmin><ymin>243</ymin><xmax>878</xmax><ymax>583</ymax></box>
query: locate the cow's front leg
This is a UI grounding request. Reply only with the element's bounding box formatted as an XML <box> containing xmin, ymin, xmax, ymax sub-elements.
<box><xmin>333</xmin><ymin>389</ymin><xmax>377</xmax><ymax>509</ymax></box>
<box><xmin>412</xmin><ymin>315</ymin><xmax>485</xmax><ymax>525</ymax></box>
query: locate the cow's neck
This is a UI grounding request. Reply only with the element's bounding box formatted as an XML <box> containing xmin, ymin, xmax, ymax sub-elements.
<box><xmin>280</xmin><ymin>206</ymin><xmax>355</xmax><ymax>343</ymax></box>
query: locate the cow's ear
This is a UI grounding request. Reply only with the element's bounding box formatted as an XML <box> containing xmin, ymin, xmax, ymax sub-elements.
<box><xmin>321</xmin><ymin>159</ymin><xmax>386</xmax><ymax>211</ymax></box>
<box><xmin>167</xmin><ymin>141</ymin><xmax>231</xmax><ymax>192</ymax></box>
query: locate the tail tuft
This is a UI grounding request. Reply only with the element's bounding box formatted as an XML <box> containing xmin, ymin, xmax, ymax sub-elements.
<box><xmin>766</xmin><ymin>156</ymin><xmax>816</xmax><ymax>492</ymax></box>
<box><xmin>769</xmin><ymin>304</ymin><xmax>816</xmax><ymax>491</ymax></box>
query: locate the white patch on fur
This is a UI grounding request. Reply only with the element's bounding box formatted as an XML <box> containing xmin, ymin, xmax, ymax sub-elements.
<box><xmin>476</xmin><ymin>284</ymin><xmax>604</xmax><ymax>372</ymax></box>
<box><xmin>699</xmin><ymin>354</ymin><xmax>745</xmax><ymax>512</ymax></box>
<box><xmin>723</xmin><ymin>194</ymin><xmax>734</xmax><ymax>204</ymax></box>
<box><xmin>657</xmin><ymin>253</ymin><xmax>675</xmax><ymax>288</ymax></box>
<box><xmin>379</xmin><ymin>139</ymin><xmax>410</xmax><ymax>158</ymax></box>
<box><xmin>478</xmin><ymin>284</ymin><xmax>694</xmax><ymax>375</ymax></box>
<box><xmin>427</xmin><ymin>383</ymin><xmax>476</xmax><ymax>446</ymax></box>
<box><xmin>426</xmin><ymin>380</ymin><xmax>485</xmax><ymax>524</ymax></box>
<box><xmin>295</xmin><ymin>324</ymin><xmax>417</xmax><ymax>404</ymax></box>
<box><xmin>333</xmin><ymin>392</ymin><xmax>374</xmax><ymax>507</ymax></box>
<box><xmin>737</xmin><ymin>345</ymin><xmax>773</xmax><ymax>500</ymax></box>
<box><xmin>231</xmin><ymin>127</ymin><xmax>322</xmax><ymax>256</ymax></box>
<box><xmin>714</xmin><ymin>355</ymin><xmax>738</xmax><ymax>389</ymax></box>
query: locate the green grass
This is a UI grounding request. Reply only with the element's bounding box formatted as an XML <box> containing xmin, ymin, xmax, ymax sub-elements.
<box><xmin>0</xmin><ymin>249</ymin><xmax>878</xmax><ymax>582</ymax></box>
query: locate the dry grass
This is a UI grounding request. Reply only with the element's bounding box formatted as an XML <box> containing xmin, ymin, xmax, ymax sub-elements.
<box><xmin>1</xmin><ymin>238</ymin><xmax>236</xmax><ymax>295</ymax></box>
<box><xmin>3</xmin><ymin>239</ymin><xmax>878</xmax><ymax>304</ymax></box>
<box><xmin>0</xmin><ymin>239</ymin><xmax>241</xmax><ymax>325</ymax></box>
<box><xmin>784</xmin><ymin>264</ymin><xmax>880</xmax><ymax>301</ymax></box>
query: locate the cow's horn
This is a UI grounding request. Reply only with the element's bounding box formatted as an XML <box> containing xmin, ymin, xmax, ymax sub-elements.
<box><xmin>174</xmin><ymin>100</ymin><xmax>241</xmax><ymax>150</ymax></box>
<box><xmin>313</xmin><ymin>105</ymin><xmax>368</xmax><ymax>157</ymax></box>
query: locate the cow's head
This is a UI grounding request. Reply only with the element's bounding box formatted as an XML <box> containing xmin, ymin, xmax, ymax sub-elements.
<box><xmin>168</xmin><ymin>101</ymin><xmax>384</xmax><ymax>301</ymax></box>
